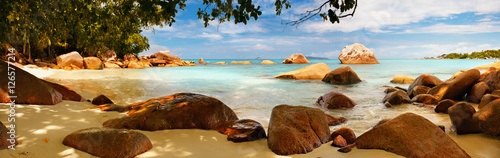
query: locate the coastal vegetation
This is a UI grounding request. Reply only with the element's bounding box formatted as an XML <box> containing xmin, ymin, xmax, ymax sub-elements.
<box><xmin>1</xmin><ymin>0</ymin><xmax>357</xmax><ymax>60</ymax></box>
<box><xmin>437</xmin><ymin>49</ymin><xmax>500</xmax><ymax>59</ymax></box>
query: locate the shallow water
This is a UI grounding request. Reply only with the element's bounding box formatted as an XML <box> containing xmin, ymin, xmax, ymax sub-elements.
<box><xmin>41</xmin><ymin>59</ymin><xmax>500</xmax><ymax>157</ymax></box>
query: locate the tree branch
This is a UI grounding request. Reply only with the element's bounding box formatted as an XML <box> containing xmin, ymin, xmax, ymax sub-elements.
<box><xmin>283</xmin><ymin>0</ymin><xmax>357</xmax><ymax>27</ymax></box>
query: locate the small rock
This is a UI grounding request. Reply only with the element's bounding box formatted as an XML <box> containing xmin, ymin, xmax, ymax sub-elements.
<box><xmin>215</xmin><ymin>119</ymin><xmax>266</xmax><ymax>142</ymax></box>
<box><xmin>261</xmin><ymin>60</ymin><xmax>276</xmax><ymax>65</ymax></box>
<box><xmin>329</xmin><ymin>127</ymin><xmax>356</xmax><ymax>145</ymax></box>
<box><xmin>331</xmin><ymin>135</ymin><xmax>347</xmax><ymax>147</ymax></box>
<box><xmin>91</xmin><ymin>95</ymin><xmax>113</xmax><ymax>105</ymax></box>
<box><xmin>390</xmin><ymin>75</ymin><xmax>414</xmax><ymax>84</ymax></box>
<box><xmin>322</xmin><ymin>66</ymin><xmax>362</xmax><ymax>85</ymax></box>
<box><xmin>315</xmin><ymin>91</ymin><xmax>357</xmax><ymax>109</ymax></box>
<box><xmin>435</xmin><ymin>99</ymin><xmax>456</xmax><ymax>113</ymax></box>
<box><xmin>382</xmin><ymin>90</ymin><xmax>411</xmax><ymax>106</ymax></box>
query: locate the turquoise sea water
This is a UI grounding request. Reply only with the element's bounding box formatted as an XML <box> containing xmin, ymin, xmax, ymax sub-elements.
<box><xmin>47</xmin><ymin>59</ymin><xmax>498</xmax><ymax>135</ymax></box>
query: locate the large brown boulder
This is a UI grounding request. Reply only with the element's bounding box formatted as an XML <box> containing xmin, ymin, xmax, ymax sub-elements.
<box><xmin>56</xmin><ymin>51</ymin><xmax>84</xmax><ymax>69</ymax></box>
<box><xmin>267</xmin><ymin>105</ymin><xmax>335</xmax><ymax>155</ymax></box>
<box><xmin>435</xmin><ymin>99</ymin><xmax>456</xmax><ymax>113</ymax></box>
<box><xmin>1</xmin><ymin>61</ymin><xmax>83</xmax><ymax>105</ymax></box>
<box><xmin>390</xmin><ymin>75</ymin><xmax>414</xmax><ymax>84</ymax></box>
<box><xmin>355</xmin><ymin>113</ymin><xmax>470</xmax><ymax>157</ymax></box>
<box><xmin>448</xmin><ymin>102</ymin><xmax>482</xmax><ymax>134</ymax></box>
<box><xmin>1</xmin><ymin>121</ymin><xmax>17</xmax><ymax>150</ymax></box>
<box><xmin>63</xmin><ymin>127</ymin><xmax>152</xmax><ymax>158</ymax></box>
<box><xmin>83</xmin><ymin>57</ymin><xmax>103</xmax><ymax>70</ymax></box>
<box><xmin>338</xmin><ymin>43</ymin><xmax>379</xmax><ymax>64</ymax></box>
<box><xmin>428</xmin><ymin>69</ymin><xmax>480</xmax><ymax>100</ymax></box>
<box><xmin>480</xmin><ymin>70</ymin><xmax>500</xmax><ymax>92</ymax></box>
<box><xmin>382</xmin><ymin>90</ymin><xmax>411</xmax><ymax>107</ymax></box>
<box><xmin>315</xmin><ymin>91</ymin><xmax>357</xmax><ymax>109</ymax></box>
<box><xmin>408</xmin><ymin>85</ymin><xmax>431</xmax><ymax>99</ymax></box>
<box><xmin>478</xmin><ymin>94</ymin><xmax>500</xmax><ymax>109</ymax></box>
<box><xmin>408</xmin><ymin>74</ymin><xmax>442</xmax><ymax>90</ymax></box>
<box><xmin>103</xmin><ymin>93</ymin><xmax>238</xmax><ymax>131</ymax></box>
<box><xmin>274</xmin><ymin>63</ymin><xmax>331</xmax><ymax>80</ymax></box>
<box><xmin>466</xmin><ymin>82</ymin><xmax>490</xmax><ymax>103</ymax></box>
<box><xmin>473</xmin><ymin>99</ymin><xmax>500</xmax><ymax>136</ymax></box>
<box><xmin>322</xmin><ymin>66</ymin><xmax>361</xmax><ymax>84</ymax></box>
<box><xmin>215</xmin><ymin>119</ymin><xmax>266</xmax><ymax>142</ymax></box>
<box><xmin>411</xmin><ymin>94</ymin><xmax>439</xmax><ymax>105</ymax></box>
<box><xmin>282</xmin><ymin>53</ymin><xmax>310</xmax><ymax>64</ymax></box>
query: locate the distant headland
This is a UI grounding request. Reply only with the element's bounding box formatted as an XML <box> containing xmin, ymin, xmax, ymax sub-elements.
<box><xmin>422</xmin><ymin>49</ymin><xmax>500</xmax><ymax>59</ymax></box>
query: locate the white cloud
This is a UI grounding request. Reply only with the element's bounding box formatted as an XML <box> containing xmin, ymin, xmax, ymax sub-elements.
<box><xmin>208</xmin><ymin>21</ymin><xmax>268</xmax><ymax>34</ymax></box>
<box><xmin>252</xmin><ymin>44</ymin><xmax>275</xmax><ymax>51</ymax></box>
<box><xmin>377</xmin><ymin>42</ymin><xmax>500</xmax><ymax>58</ymax></box>
<box><xmin>403</xmin><ymin>22</ymin><xmax>500</xmax><ymax>34</ymax></box>
<box><xmin>198</xmin><ymin>32</ymin><xmax>223</xmax><ymax>40</ymax></box>
<box><xmin>298</xmin><ymin>0</ymin><xmax>500</xmax><ymax>33</ymax></box>
<box><xmin>139</xmin><ymin>45</ymin><xmax>169</xmax><ymax>56</ymax></box>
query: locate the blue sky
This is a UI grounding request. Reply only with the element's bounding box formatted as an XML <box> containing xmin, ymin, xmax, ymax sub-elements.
<box><xmin>139</xmin><ymin>0</ymin><xmax>500</xmax><ymax>59</ymax></box>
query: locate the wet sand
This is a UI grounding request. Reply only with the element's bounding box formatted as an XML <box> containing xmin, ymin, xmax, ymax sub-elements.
<box><xmin>0</xmin><ymin>68</ymin><xmax>499</xmax><ymax>158</ymax></box>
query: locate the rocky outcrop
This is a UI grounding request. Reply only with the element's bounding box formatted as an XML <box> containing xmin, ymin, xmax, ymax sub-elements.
<box><xmin>123</xmin><ymin>53</ymin><xmax>138</xmax><ymax>61</ymax></box>
<box><xmin>231</xmin><ymin>61</ymin><xmax>251</xmax><ymax>65</ymax></box>
<box><xmin>213</xmin><ymin>61</ymin><xmax>228</xmax><ymax>65</ymax></box>
<box><xmin>315</xmin><ymin>91</ymin><xmax>357</xmax><ymax>109</ymax></box>
<box><xmin>408</xmin><ymin>74</ymin><xmax>442</xmax><ymax>90</ymax></box>
<box><xmin>480</xmin><ymin>70</ymin><xmax>500</xmax><ymax>92</ymax></box>
<box><xmin>428</xmin><ymin>69</ymin><xmax>480</xmax><ymax>100</ymax></box>
<box><xmin>466</xmin><ymin>82</ymin><xmax>490</xmax><ymax>103</ymax></box>
<box><xmin>215</xmin><ymin>119</ymin><xmax>266</xmax><ymax>142</ymax></box>
<box><xmin>83</xmin><ymin>57</ymin><xmax>103</xmax><ymax>70</ymax></box>
<box><xmin>435</xmin><ymin>99</ymin><xmax>456</xmax><ymax>113</ymax></box>
<box><xmin>103</xmin><ymin>62</ymin><xmax>121</xmax><ymax>69</ymax></box>
<box><xmin>411</xmin><ymin>94</ymin><xmax>439</xmax><ymax>105</ymax></box>
<box><xmin>275</xmin><ymin>63</ymin><xmax>331</xmax><ymax>80</ymax></box>
<box><xmin>478</xmin><ymin>94</ymin><xmax>500</xmax><ymax>109</ymax></box>
<box><xmin>127</xmin><ymin>60</ymin><xmax>151</xmax><ymax>69</ymax></box>
<box><xmin>63</xmin><ymin>127</ymin><xmax>152</xmax><ymax>158</ymax></box>
<box><xmin>268</xmin><ymin>105</ymin><xmax>337</xmax><ymax>155</ymax></box>
<box><xmin>101</xmin><ymin>50</ymin><xmax>117</xmax><ymax>62</ymax></box>
<box><xmin>103</xmin><ymin>93</ymin><xmax>238</xmax><ymax>131</ymax></box>
<box><xmin>1</xmin><ymin>61</ymin><xmax>84</xmax><ymax>105</ymax></box>
<box><xmin>382</xmin><ymin>90</ymin><xmax>411</xmax><ymax>107</ymax></box>
<box><xmin>151</xmin><ymin>51</ymin><xmax>183</xmax><ymax>63</ymax></box>
<box><xmin>448</xmin><ymin>102</ymin><xmax>482</xmax><ymax>134</ymax></box>
<box><xmin>261</xmin><ymin>60</ymin><xmax>276</xmax><ymax>65</ymax></box>
<box><xmin>390</xmin><ymin>75</ymin><xmax>414</xmax><ymax>84</ymax></box>
<box><xmin>322</xmin><ymin>66</ymin><xmax>361</xmax><ymax>84</ymax></box>
<box><xmin>56</xmin><ymin>51</ymin><xmax>84</xmax><ymax>69</ymax></box>
<box><xmin>1</xmin><ymin>121</ymin><xmax>17</xmax><ymax>150</ymax></box>
<box><xmin>198</xmin><ymin>58</ymin><xmax>204</xmax><ymax>63</ymax></box>
<box><xmin>473</xmin><ymin>99</ymin><xmax>500</xmax><ymax>136</ymax></box>
<box><xmin>91</xmin><ymin>95</ymin><xmax>113</xmax><ymax>105</ymax></box>
<box><xmin>408</xmin><ymin>85</ymin><xmax>431</xmax><ymax>99</ymax></box>
<box><xmin>282</xmin><ymin>53</ymin><xmax>310</xmax><ymax>64</ymax></box>
<box><xmin>355</xmin><ymin>113</ymin><xmax>470</xmax><ymax>157</ymax></box>
<box><xmin>338</xmin><ymin>43</ymin><xmax>379</xmax><ymax>64</ymax></box>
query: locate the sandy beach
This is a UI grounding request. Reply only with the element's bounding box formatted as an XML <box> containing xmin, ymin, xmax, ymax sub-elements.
<box><xmin>1</xmin><ymin>67</ymin><xmax>500</xmax><ymax>158</ymax></box>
